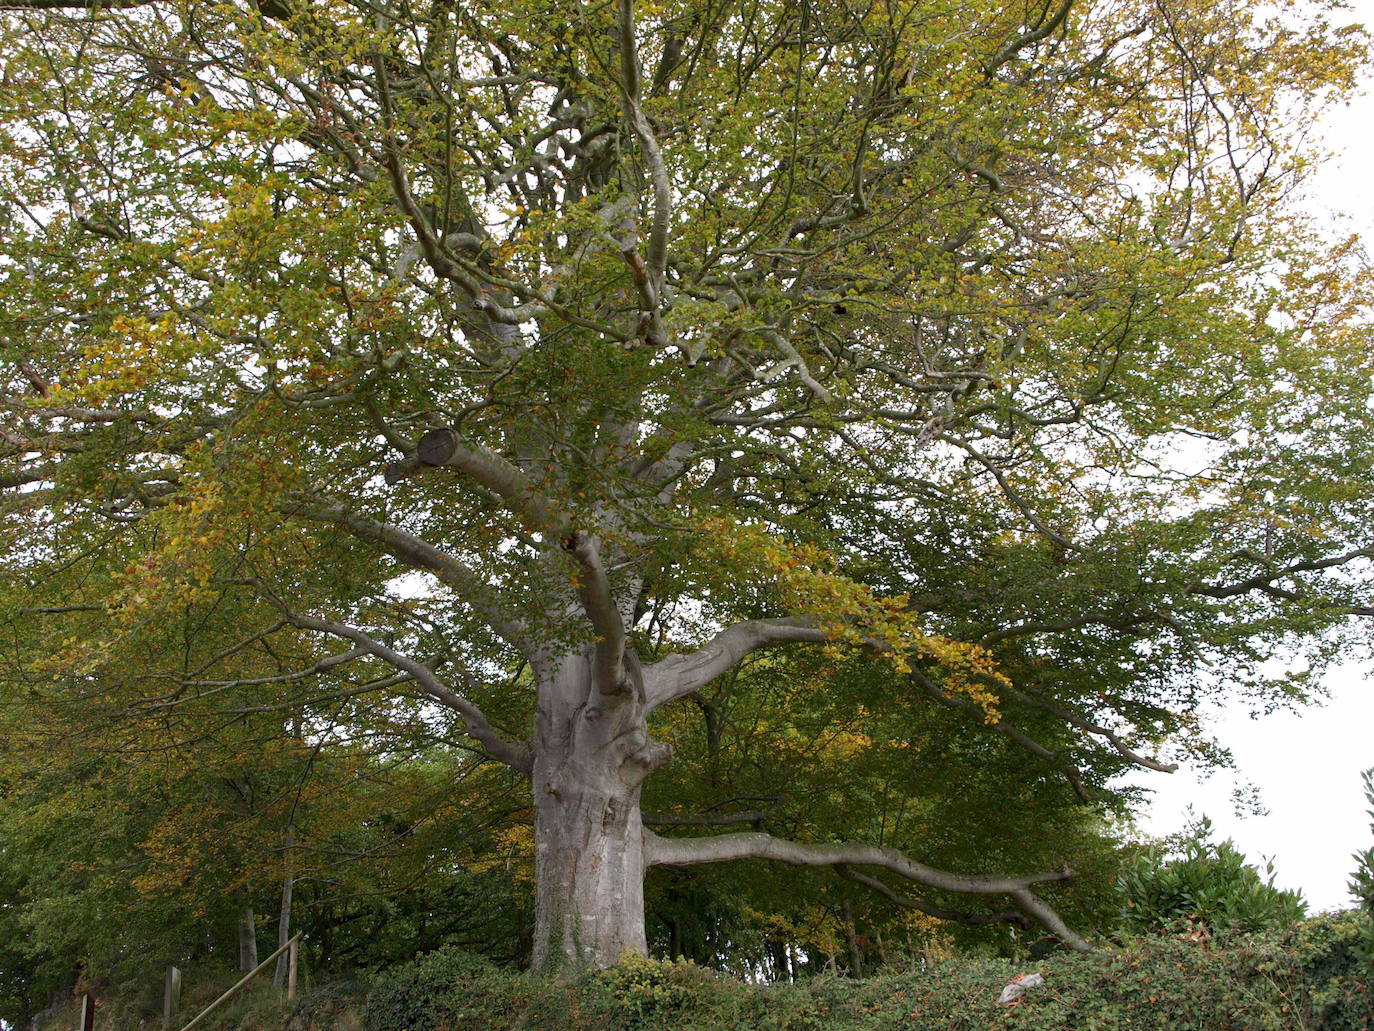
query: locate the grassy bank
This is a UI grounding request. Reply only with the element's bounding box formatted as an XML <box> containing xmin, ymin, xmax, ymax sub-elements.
<box><xmin>36</xmin><ymin>914</ymin><xmax>1372</xmax><ymax>1031</ymax></box>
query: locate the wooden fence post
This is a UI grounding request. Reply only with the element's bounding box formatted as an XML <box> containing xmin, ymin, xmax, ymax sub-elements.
<box><xmin>286</xmin><ymin>936</ymin><xmax>299</xmax><ymax>1003</ymax></box>
<box><xmin>78</xmin><ymin>994</ymin><xmax>95</xmax><ymax>1031</ymax></box>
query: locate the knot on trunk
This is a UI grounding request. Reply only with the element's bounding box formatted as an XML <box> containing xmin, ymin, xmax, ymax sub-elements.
<box><xmin>625</xmin><ymin>738</ymin><xmax>672</xmax><ymax>777</ymax></box>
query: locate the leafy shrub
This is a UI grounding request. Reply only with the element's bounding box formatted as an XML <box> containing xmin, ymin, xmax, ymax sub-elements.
<box><xmin>348</xmin><ymin>917</ymin><xmax>1371</xmax><ymax>1031</ymax></box>
<box><xmin>362</xmin><ymin>947</ymin><xmax>526</xmax><ymax>1031</ymax></box>
<box><xmin>579</xmin><ymin>955</ymin><xmax>721</xmax><ymax>1029</ymax></box>
<box><xmin>285</xmin><ymin>980</ymin><xmax>365</xmax><ymax>1031</ymax></box>
<box><xmin>1285</xmin><ymin>913</ymin><xmax>1373</xmax><ymax>1031</ymax></box>
<box><xmin>1117</xmin><ymin>816</ymin><xmax>1306</xmax><ymax>936</ymax></box>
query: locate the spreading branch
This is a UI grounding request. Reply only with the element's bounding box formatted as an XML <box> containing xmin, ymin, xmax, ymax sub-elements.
<box><xmin>279</xmin><ymin>609</ymin><xmax>533</xmax><ymax>772</ymax></box>
<box><xmin>0</xmin><ymin>0</ymin><xmax>156</xmax><ymax>8</ymax></box>
<box><xmin>644</xmin><ymin>828</ymin><xmax>1093</xmax><ymax>952</ymax></box>
<box><xmin>1192</xmin><ymin>545</ymin><xmax>1374</xmax><ymax>604</ymax></box>
<box><xmin>984</xmin><ymin>0</ymin><xmax>1076</xmax><ymax>73</ymax></box>
<box><xmin>644</xmin><ymin>617</ymin><xmax>829</xmax><ymax>709</ymax></box>
<box><xmin>290</xmin><ymin>501</ymin><xmax>531</xmax><ymax>648</ymax></box>
<box><xmin>908</xmin><ymin>669</ymin><xmax>1096</xmax><ymax>801</ymax></box>
<box><xmin>991</xmin><ymin>676</ymin><xmax>1179</xmax><ymax>774</ymax></box>
<box><xmin>616</xmin><ymin>0</ymin><xmax>671</xmax><ymax>348</ymax></box>
<box><xmin>393</xmin><ymin>427</ymin><xmax>558</xmax><ymax>528</ymax></box>
<box><xmin>385</xmin><ymin>428</ymin><xmax>630</xmax><ymax>694</ymax></box>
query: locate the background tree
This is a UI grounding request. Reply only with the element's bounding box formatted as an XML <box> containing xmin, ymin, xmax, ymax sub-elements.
<box><xmin>2</xmin><ymin>0</ymin><xmax>1372</xmax><ymax>974</ymax></box>
<box><xmin>0</xmin><ymin>628</ymin><xmax>532</xmax><ymax>1024</ymax></box>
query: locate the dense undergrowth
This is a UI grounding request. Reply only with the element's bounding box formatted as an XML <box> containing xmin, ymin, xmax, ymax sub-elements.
<box><xmin>39</xmin><ymin>913</ymin><xmax>1371</xmax><ymax>1031</ymax></box>
<box><xmin>352</xmin><ymin>916</ymin><xmax>1371</xmax><ymax>1031</ymax></box>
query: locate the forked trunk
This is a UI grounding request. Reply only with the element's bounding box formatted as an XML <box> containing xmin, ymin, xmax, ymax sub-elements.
<box><xmin>530</xmin><ymin>651</ymin><xmax>666</xmax><ymax>973</ymax></box>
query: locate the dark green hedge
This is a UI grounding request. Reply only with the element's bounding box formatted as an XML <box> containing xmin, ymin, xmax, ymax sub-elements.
<box><xmin>333</xmin><ymin>914</ymin><xmax>1374</xmax><ymax>1031</ymax></box>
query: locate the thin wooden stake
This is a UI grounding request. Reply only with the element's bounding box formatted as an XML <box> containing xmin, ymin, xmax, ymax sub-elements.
<box><xmin>163</xmin><ymin>966</ymin><xmax>182</xmax><ymax>1028</ymax></box>
<box><xmin>286</xmin><ymin>937</ymin><xmax>298</xmax><ymax>1003</ymax></box>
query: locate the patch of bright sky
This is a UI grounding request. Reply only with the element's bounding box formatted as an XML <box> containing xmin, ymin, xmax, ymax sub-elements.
<box><xmin>1128</xmin><ymin>0</ymin><xmax>1374</xmax><ymax>912</ymax></box>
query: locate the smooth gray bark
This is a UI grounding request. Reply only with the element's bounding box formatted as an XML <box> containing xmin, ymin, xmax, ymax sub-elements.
<box><xmin>530</xmin><ymin>649</ymin><xmax>668</xmax><ymax>972</ymax></box>
<box><xmin>645</xmin><ymin>829</ymin><xmax>1093</xmax><ymax>953</ymax></box>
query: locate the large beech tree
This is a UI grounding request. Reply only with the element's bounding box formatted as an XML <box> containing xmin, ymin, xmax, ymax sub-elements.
<box><xmin>2</xmin><ymin>0</ymin><xmax>1373</xmax><ymax>973</ymax></box>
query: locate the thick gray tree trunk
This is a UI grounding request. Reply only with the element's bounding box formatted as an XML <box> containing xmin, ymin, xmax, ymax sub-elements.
<box><xmin>531</xmin><ymin>761</ymin><xmax>649</xmax><ymax>972</ymax></box>
<box><xmin>529</xmin><ymin>650</ymin><xmax>667</xmax><ymax>973</ymax></box>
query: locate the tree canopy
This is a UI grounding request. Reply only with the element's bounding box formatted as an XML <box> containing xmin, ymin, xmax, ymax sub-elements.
<box><xmin>2</xmin><ymin>0</ymin><xmax>1372</xmax><ymax>980</ymax></box>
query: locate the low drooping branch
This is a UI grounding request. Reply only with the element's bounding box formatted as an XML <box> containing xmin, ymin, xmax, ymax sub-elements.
<box><xmin>282</xmin><ymin>610</ymin><xmax>533</xmax><ymax>772</ymax></box>
<box><xmin>644</xmin><ymin>829</ymin><xmax>1075</xmax><ymax>893</ymax></box>
<box><xmin>1008</xmin><ymin>886</ymin><xmax>1095</xmax><ymax>952</ymax></box>
<box><xmin>644</xmin><ymin>828</ymin><xmax>1093</xmax><ymax>952</ymax></box>
<box><xmin>644</xmin><ymin>617</ymin><xmax>828</xmax><ymax>709</ymax></box>
<box><xmin>837</xmin><ymin>866</ymin><xmax>1032</xmax><ymax>929</ymax></box>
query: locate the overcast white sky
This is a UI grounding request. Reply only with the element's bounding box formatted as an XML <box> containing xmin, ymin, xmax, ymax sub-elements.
<box><xmin>1132</xmin><ymin>1</ymin><xmax>1374</xmax><ymax>911</ymax></box>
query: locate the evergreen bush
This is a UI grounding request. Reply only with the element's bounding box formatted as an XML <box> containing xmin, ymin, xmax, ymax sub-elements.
<box><xmin>1117</xmin><ymin>816</ymin><xmax>1307</xmax><ymax>936</ymax></box>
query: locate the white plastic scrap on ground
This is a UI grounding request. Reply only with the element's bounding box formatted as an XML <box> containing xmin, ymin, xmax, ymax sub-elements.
<box><xmin>998</xmin><ymin>972</ymin><xmax>1045</xmax><ymax>1005</ymax></box>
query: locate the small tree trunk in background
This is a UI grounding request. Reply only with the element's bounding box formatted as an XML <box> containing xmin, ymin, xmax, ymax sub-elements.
<box><xmin>766</xmin><ymin>940</ymin><xmax>788</xmax><ymax>982</ymax></box>
<box><xmin>237</xmin><ymin>903</ymin><xmax>258</xmax><ymax>973</ymax></box>
<box><xmin>842</xmin><ymin>898</ymin><xmax>863</xmax><ymax>978</ymax></box>
<box><xmin>667</xmin><ymin>916</ymin><xmax>681</xmax><ymax>960</ymax></box>
<box><xmin>162</xmin><ymin>966</ymin><xmax>182</xmax><ymax>1029</ymax></box>
<box><xmin>274</xmin><ymin>825</ymin><xmax>295</xmax><ymax>988</ymax></box>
